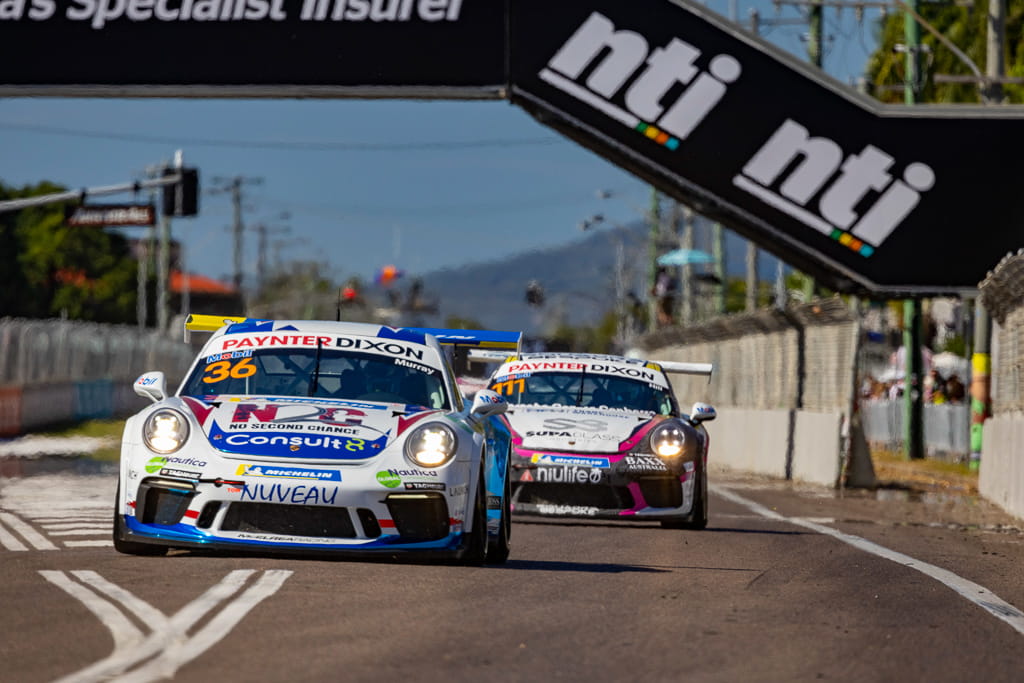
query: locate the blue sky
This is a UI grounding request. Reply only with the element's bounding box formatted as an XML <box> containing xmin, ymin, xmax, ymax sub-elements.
<box><xmin>0</xmin><ymin>1</ymin><xmax>881</xmax><ymax>289</ymax></box>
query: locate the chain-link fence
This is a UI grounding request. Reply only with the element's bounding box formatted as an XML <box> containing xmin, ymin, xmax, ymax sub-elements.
<box><xmin>641</xmin><ymin>297</ymin><xmax>858</xmax><ymax>412</ymax></box>
<box><xmin>0</xmin><ymin>318</ymin><xmax>194</xmax><ymax>386</ymax></box>
<box><xmin>981</xmin><ymin>249</ymin><xmax>1024</xmax><ymax>414</ymax></box>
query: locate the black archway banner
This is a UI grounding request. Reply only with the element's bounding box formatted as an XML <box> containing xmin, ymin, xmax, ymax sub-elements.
<box><xmin>0</xmin><ymin>0</ymin><xmax>506</xmax><ymax>92</ymax></box>
<box><xmin>3</xmin><ymin>0</ymin><xmax>1023</xmax><ymax>294</ymax></box>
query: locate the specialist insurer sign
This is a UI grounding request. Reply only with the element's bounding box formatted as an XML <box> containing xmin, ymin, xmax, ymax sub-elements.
<box><xmin>0</xmin><ymin>0</ymin><xmax>506</xmax><ymax>95</ymax></box>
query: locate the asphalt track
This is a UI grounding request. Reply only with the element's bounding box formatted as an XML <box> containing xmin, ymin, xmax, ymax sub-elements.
<box><xmin>3</xmin><ymin>460</ymin><xmax>1024</xmax><ymax>683</ymax></box>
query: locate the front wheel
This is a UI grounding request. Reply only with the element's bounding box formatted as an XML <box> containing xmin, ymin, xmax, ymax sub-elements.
<box><xmin>485</xmin><ymin>468</ymin><xmax>511</xmax><ymax>565</ymax></box>
<box><xmin>661</xmin><ymin>465</ymin><xmax>708</xmax><ymax>530</ymax></box>
<box><xmin>458</xmin><ymin>466</ymin><xmax>488</xmax><ymax>566</ymax></box>
<box><xmin>112</xmin><ymin>483</ymin><xmax>168</xmax><ymax>556</ymax></box>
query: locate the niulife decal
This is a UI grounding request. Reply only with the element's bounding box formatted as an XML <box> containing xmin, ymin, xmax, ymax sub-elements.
<box><xmin>733</xmin><ymin>119</ymin><xmax>935</xmax><ymax>256</ymax></box>
<box><xmin>540</xmin><ymin>12</ymin><xmax>741</xmax><ymax>151</ymax></box>
<box><xmin>712</xmin><ymin>485</ymin><xmax>1024</xmax><ymax>637</ymax></box>
<box><xmin>40</xmin><ymin>569</ymin><xmax>292</xmax><ymax>683</ymax></box>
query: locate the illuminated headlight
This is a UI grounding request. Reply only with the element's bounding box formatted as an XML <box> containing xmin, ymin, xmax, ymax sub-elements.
<box><xmin>143</xmin><ymin>409</ymin><xmax>190</xmax><ymax>454</ymax></box>
<box><xmin>404</xmin><ymin>423</ymin><xmax>457</xmax><ymax>467</ymax></box>
<box><xmin>649</xmin><ymin>422</ymin><xmax>685</xmax><ymax>458</ymax></box>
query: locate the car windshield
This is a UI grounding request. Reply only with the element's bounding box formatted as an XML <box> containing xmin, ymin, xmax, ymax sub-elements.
<box><xmin>180</xmin><ymin>347</ymin><xmax>449</xmax><ymax>409</ymax></box>
<box><xmin>488</xmin><ymin>372</ymin><xmax>675</xmax><ymax>415</ymax></box>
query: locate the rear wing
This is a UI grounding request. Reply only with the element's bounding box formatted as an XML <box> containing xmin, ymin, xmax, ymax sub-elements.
<box><xmin>466</xmin><ymin>348</ymin><xmax>519</xmax><ymax>364</ymax></box>
<box><xmin>182</xmin><ymin>315</ymin><xmax>522</xmax><ymax>352</ymax></box>
<box><xmin>183</xmin><ymin>314</ymin><xmax>249</xmax><ymax>341</ymax></box>
<box><xmin>408</xmin><ymin>328</ymin><xmax>521</xmax><ymax>351</ymax></box>
<box><xmin>655</xmin><ymin>360</ymin><xmax>714</xmax><ymax>383</ymax></box>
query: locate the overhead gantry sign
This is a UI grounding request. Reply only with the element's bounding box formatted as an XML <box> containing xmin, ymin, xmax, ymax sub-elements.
<box><xmin>2</xmin><ymin>0</ymin><xmax>1022</xmax><ymax>295</ymax></box>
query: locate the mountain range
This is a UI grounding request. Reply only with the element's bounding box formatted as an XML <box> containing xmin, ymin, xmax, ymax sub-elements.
<box><xmin>405</xmin><ymin>219</ymin><xmax>786</xmax><ymax>336</ymax></box>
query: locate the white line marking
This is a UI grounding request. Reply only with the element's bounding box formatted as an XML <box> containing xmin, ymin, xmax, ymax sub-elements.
<box><xmin>0</xmin><ymin>516</ymin><xmax>28</xmax><ymax>551</ymax></box>
<box><xmin>117</xmin><ymin>570</ymin><xmax>294</xmax><ymax>683</ymax></box>
<box><xmin>0</xmin><ymin>511</ymin><xmax>57</xmax><ymax>550</ymax></box>
<box><xmin>42</xmin><ymin>523</ymin><xmax>112</xmax><ymax>530</ymax></box>
<box><xmin>712</xmin><ymin>484</ymin><xmax>1024</xmax><ymax>636</ymax></box>
<box><xmin>49</xmin><ymin>529</ymin><xmax>112</xmax><ymax>536</ymax></box>
<box><xmin>64</xmin><ymin>540</ymin><xmax>114</xmax><ymax>548</ymax></box>
<box><xmin>45</xmin><ymin>568</ymin><xmax>293</xmax><ymax>683</ymax></box>
<box><xmin>39</xmin><ymin>571</ymin><xmax>144</xmax><ymax>651</ymax></box>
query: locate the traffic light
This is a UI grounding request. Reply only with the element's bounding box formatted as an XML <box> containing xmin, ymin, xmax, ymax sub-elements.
<box><xmin>162</xmin><ymin>167</ymin><xmax>200</xmax><ymax>217</ymax></box>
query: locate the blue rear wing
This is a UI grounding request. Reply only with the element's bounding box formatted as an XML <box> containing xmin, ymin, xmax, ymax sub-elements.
<box><xmin>409</xmin><ymin>328</ymin><xmax>522</xmax><ymax>351</ymax></box>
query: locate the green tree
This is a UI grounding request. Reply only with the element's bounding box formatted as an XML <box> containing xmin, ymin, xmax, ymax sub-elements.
<box><xmin>867</xmin><ymin>0</ymin><xmax>1024</xmax><ymax>104</ymax></box>
<box><xmin>2</xmin><ymin>180</ymin><xmax>138</xmax><ymax>322</ymax></box>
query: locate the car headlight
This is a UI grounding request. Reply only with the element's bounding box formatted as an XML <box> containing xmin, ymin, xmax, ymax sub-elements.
<box><xmin>649</xmin><ymin>422</ymin><xmax>685</xmax><ymax>459</ymax></box>
<box><xmin>404</xmin><ymin>423</ymin><xmax>457</xmax><ymax>467</ymax></box>
<box><xmin>144</xmin><ymin>409</ymin><xmax>190</xmax><ymax>454</ymax></box>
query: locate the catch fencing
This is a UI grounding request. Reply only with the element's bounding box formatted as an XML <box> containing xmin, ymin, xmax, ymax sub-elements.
<box><xmin>642</xmin><ymin>298</ymin><xmax>866</xmax><ymax>487</ymax></box>
<box><xmin>978</xmin><ymin>252</ymin><xmax>1024</xmax><ymax>519</ymax></box>
<box><xmin>0</xmin><ymin>318</ymin><xmax>194</xmax><ymax>435</ymax></box>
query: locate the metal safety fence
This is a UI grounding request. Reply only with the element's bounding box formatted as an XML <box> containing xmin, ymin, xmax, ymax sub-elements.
<box><xmin>859</xmin><ymin>400</ymin><xmax>970</xmax><ymax>459</ymax></box>
<box><xmin>0</xmin><ymin>318</ymin><xmax>194</xmax><ymax>435</ymax></box>
<box><xmin>642</xmin><ymin>297</ymin><xmax>858</xmax><ymax>412</ymax></box>
<box><xmin>0</xmin><ymin>317</ymin><xmax>193</xmax><ymax>385</ymax></box>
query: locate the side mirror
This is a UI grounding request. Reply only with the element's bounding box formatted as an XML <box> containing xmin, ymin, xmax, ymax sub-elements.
<box><xmin>690</xmin><ymin>402</ymin><xmax>716</xmax><ymax>423</ymax></box>
<box><xmin>134</xmin><ymin>371</ymin><xmax>168</xmax><ymax>403</ymax></box>
<box><xmin>470</xmin><ymin>389</ymin><xmax>507</xmax><ymax>418</ymax></box>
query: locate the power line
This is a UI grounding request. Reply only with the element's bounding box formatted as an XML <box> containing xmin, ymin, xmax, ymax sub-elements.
<box><xmin>0</xmin><ymin>122</ymin><xmax>560</xmax><ymax>151</ymax></box>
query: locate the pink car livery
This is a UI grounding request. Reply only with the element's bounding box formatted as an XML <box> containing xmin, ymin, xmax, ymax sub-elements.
<box><xmin>479</xmin><ymin>351</ymin><xmax>716</xmax><ymax>529</ymax></box>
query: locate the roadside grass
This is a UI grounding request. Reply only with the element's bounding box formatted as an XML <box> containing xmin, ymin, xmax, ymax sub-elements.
<box><xmin>37</xmin><ymin>419</ymin><xmax>126</xmax><ymax>462</ymax></box>
<box><xmin>870</xmin><ymin>447</ymin><xmax>978</xmax><ymax>494</ymax></box>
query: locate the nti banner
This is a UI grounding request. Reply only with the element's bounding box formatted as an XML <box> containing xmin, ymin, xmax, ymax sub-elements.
<box><xmin>0</xmin><ymin>0</ymin><xmax>505</xmax><ymax>93</ymax></box>
<box><xmin>509</xmin><ymin>0</ymin><xmax>1024</xmax><ymax>295</ymax></box>
<box><xmin>3</xmin><ymin>0</ymin><xmax>1023</xmax><ymax>294</ymax></box>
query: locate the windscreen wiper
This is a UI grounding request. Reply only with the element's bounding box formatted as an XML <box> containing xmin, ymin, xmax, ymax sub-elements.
<box><xmin>309</xmin><ymin>338</ymin><xmax>323</xmax><ymax>397</ymax></box>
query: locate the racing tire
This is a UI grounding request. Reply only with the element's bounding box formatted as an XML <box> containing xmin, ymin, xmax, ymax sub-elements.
<box><xmin>485</xmin><ymin>468</ymin><xmax>512</xmax><ymax>565</ymax></box>
<box><xmin>459</xmin><ymin>465</ymin><xmax>488</xmax><ymax>566</ymax></box>
<box><xmin>112</xmin><ymin>483</ymin><xmax>169</xmax><ymax>556</ymax></box>
<box><xmin>661</xmin><ymin>464</ymin><xmax>708</xmax><ymax>531</ymax></box>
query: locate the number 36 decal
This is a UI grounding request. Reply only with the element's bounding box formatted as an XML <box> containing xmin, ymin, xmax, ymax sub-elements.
<box><xmin>203</xmin><ymin>358</ymin><xmax>257</xmax><ymax>383</ymax></box>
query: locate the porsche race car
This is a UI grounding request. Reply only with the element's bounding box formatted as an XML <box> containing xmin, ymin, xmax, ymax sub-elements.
<box><xmin>476</xmin><ymin>351</ymin><xmax>716</xmax><ymax>528</ymax></box>
<box><xmin>114</xmin><ymin>315</ymin><xmax>521</xmax><ymax>564</ymax></box>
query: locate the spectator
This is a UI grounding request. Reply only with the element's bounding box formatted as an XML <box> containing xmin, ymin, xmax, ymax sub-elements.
<box><xmin>928</xmin><ymin>369</ymin><xmax>947</xmax><ymax>404</ymax></box>
<box><xmin>946</xmin><ymin>374</ymin><xmax>966</xmax><ymax>403</ymax></box>
<box><xmin>652</xmin><ymin>266</ymin><xmax>677</xmax><ymax>327</ymax></box>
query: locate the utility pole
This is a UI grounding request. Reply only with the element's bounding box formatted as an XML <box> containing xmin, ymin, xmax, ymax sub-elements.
<box><xmin>808</xmin><ymin>0</ymin><xmax>824</xmax><ymax>69</ymax></box>
<box><xmin>647</xmin><ymin>188</ymin><xmax>661</xmax><ymax>333</ymax></box>
<box><xmin>969</xmin><ymin>0</ymin><xmax>1004</xmax><ymax>469</ymax></box>
<box><xmin>255</xmin><ymin>213</ymin><xmax>292</xmax><ymax>294</ymax></box>
<box><xmin>678</xmin><ymin>203</ymin><xmax>695</xmax><ymax>326</ymax></box>
<box><xmin>211</xmin><ymin>175</ymin><xmax>262</xmax><ymax>300</ymax></box>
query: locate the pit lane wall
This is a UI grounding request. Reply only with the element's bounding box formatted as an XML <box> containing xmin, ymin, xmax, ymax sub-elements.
<box><xmin>641</xmin><ymin>298</ymin><xmax>866</xmax><ymax>488</ymax></box>
<box><xmin>978</xmin><ymin>254</ymin><xmax>1024</xmax><ymax>519</ymax></box>
<box><xmin>0</xmin><ymin>318</ymin><xmax>194</xmax><ymax>436</ymax></box>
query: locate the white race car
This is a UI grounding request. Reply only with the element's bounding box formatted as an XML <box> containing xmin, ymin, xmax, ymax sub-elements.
<box><xmin>477</xmin><ymin>351</ymin><xmax>716</xmax><ymax>528</ymax></box>
<box><xmin>114</xmin><ymin>315</ymin><xmax>520</xmax><ymax>564</ymax></box>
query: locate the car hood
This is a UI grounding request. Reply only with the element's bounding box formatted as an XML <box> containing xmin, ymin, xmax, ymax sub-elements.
<box><xmin>180</xmin><ymin>395</ymin><xmax>437</xmax><ymax>461</ymax></box>
<box><xmin>504</xmin><ymin>404</ymin><xmax>657</xmax><ymax>454</ymax></box>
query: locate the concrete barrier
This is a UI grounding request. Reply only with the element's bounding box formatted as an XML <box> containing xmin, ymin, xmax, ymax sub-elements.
<box><xmin>75</xmin><ymin>379</ymin><xmax>114</xmax><ymax>420</ymax></box>
<box><xmin>0</xmin><ymin>385</ymin><xmax>21</xmax><ymax>436</ymax></box>
<box><xmin>707</xmin><ymin>407</ymin><xmax>789</xmax><ymax>479</ymax></box>
<box><xmin>792</xmin><ymin>410</ymin><xmax>843</xmax><ymax>486</ymax></box>
<box><xmin>981</xmin><ymin>413</ymin><xmax>1024</xmax><ymax>520</ymax></box>
<box><xmin>19</xmin><ymin>382</ymin><xmax>77</xmax><ymax>431</ymax></box>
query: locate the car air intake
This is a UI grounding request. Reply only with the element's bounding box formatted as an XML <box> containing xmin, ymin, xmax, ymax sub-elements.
<box><xmin>137</xmin><ymin>478</ymin><xmax>197</xmax><ymax>525</ymax></box>
<box><xmin>385</xmin><ymin>493</ymin><xmax>449</xmax><ymax>542</ymax></box>
<box><xmin>638</xmin><ymin>476</ymin><xmax>683</xmax><ymax>508</ymax></box>
<box><xmin>221</xmin><ymin>503</ymin><xmax>357</xmax><ymax>538</ymax></box>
